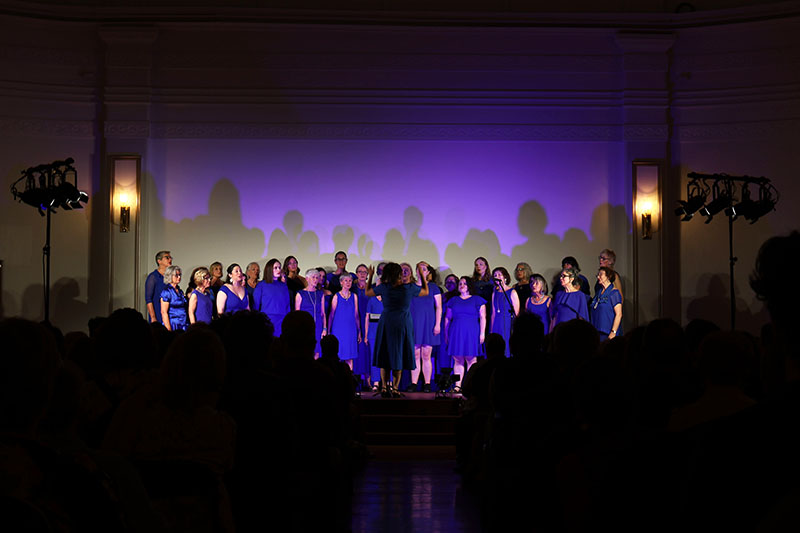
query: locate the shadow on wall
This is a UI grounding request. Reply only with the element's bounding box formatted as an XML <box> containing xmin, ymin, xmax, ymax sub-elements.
<box><xmin>685</xmin><ymin>273</ymin><xmax>769</xmax><ymax>334</ymax></box>
<box><xmin>156</xmin><ymin>177</ymin><xmax>267</xmax><ymax>282</ymax></box>
<box><xmin>52</xmin><ymin>277</ymin><xmax>89</xmax><ymax>334</ymax></box>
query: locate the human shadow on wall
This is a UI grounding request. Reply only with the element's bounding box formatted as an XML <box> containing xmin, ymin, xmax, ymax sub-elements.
<box><xmin>163</xmin><ymin>178</ymin><xmax>267</xmax><ymax>278</ymax></box>
<box><xmin>685</xmin><ymin>273</ymin><xmax>766</xmax><ymax>333</ymax></box>
<box><xmin>444</xmin><ymin>228</ymin><xmax>512</xmax><ymax>278</ymax></box>
<box><xmin>403</xmin><ymin>206</ymin><xmax>440</xmax><ymax>268</ymax></box>
<box><xmin>267</xmin><ymin>210</ymin><xmax>321</xmax><ymax>262</ymax></box>
<box><xmin>52</xmin><ymin>277</ymin><xmax>89</xmax><ymax>333</ymax></box>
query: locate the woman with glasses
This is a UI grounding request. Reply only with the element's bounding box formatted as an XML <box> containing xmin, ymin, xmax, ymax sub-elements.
<box><xmin>590</xmin><ymin>267</ymin><xmax>623</xmax><ymax>340</ymax></box>
<box><xmin>552</xmin><ymin>267</ymin><xmax>589</xmax><ymax>330</ymax></box>
<box><xmin>188</xmin><ymin>267</ymin><xmax>214</xmax><ymax>324</ymax></box>
<box><xmin>512</xmin><ymin>262</ymin><xmax>533</xmax><ymax>304</ymax></box>
<box><xmin>160</xmin><ymin>265</ymin><xmax>188</xmax><ymax>331</ymax></box>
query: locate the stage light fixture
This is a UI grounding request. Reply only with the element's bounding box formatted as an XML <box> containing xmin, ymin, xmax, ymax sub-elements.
<box><xmin>745</xmin><ymin>184</ymin><xmax>778</xmax><ymax>224</ymax></box>
<box><xmin>699</xmin><ymin>181</ymin><xmax>733</xmax><ymax>224</ymax></box>
<box><xmin>8</xmin><ymin>157</ymin><xmax>88</xmax><ymax>324</ymax></box>
<box><xmin>725</xmin><ymin>184</ymin><xmax>756</xmax><ymax>221</ymax></box>
<box><xmin>675</xmin><ymin>191</ymin><xmax>706</xmax><ymax>222</ymax></box>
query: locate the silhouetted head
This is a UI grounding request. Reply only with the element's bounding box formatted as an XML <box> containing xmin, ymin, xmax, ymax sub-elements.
<box><xmin>381</xmin><ymin>262</ymin><xmax>402</xmax><ymax>286</ymax></box>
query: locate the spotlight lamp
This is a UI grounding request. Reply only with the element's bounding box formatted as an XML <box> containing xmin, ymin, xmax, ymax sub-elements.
<box><xmin>699</xmin><ymin>179</ymin><xmax>733</xmax><ymax>224</ymax></box>
<box><xmin>674</xmin><ymin>177</ymin><xmax>708</xmax><ymax>221</ymax></box>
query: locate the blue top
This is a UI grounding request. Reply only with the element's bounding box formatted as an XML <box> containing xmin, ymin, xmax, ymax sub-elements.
<box><xmin>411</xmin><ymin>283</ymin><xmax>441</xmax><ymax>347</ymax></box>
<box><xmin>253</xmin><ymin>280</ymin><xmax>291</xmax><ymax>336</ymax></box>
<box><xmin>552</xmin><ymin>290</ymin><xmax>590</xmax><ymax>326</ymax></box>
<box><xmin>490</xmin><ymin>288</ymin><xmax>516</xmax><ymax>356</ymax></box>
<box><xmin>373</xmin><ymin>282</ymin><xmax>422</xmax><ymax>370</ymax></box>
<box><xmin>160</xmin><ymin>285</ymin><xmax>188</xmax><ymax>331</ymax></box>
<box><xmin>298</xmin><ymin>289</ymin><xmax>325</xmax><ymax>354</ymax></box>
<box><xmin>590</xmin><ymin>286</ymin><xmax>623</xmax><ymax>336</ymax></box>
<box><xmin>218</xmin><ymin>285</ymin><xmax>249</xmax><ymax>314</ymax></box>
<box><xmin>191</xmin><ymin>288</ymin><xmax>214</xmax><ymax>324</ymax></box>
<box><xmin>526</xmin><ymin>296</ymin><xmax>552</xmax><ymax>336</ymax></box>
<box><xmin>145</xmin><ymin>269</ymin><xmax>167</xmax><ymax>324</ymax></box>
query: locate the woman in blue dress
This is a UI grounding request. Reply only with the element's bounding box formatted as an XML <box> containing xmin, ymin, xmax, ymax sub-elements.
<box><xmin>490</xmin><ymin>266</ymin><xmax>520</xmax><ymax>357</ymax></box>
<box><xmin>590</xmin><ymin>267</ymin><xmax>623</xmax><ymax>340</ymax></box>
<box><xmin>444</xmin><ymin>276</ymin><xmax>486</xmax><ymax>392</ymax></box>
<box><xmin>253</xmin><ymin>258</ymin><xmax>291</xmax><ymax>337</ymax></box>
<box><xmin>353</xmin><ymin>264</ymin><xmax>372</xmax><ymax>381</ymax></box>
<box><xmin>160</xmin><ymin>265</ymin><xmax>188</xmax><ymax>331</ymax></box>
<box><xmin>295</xmin><ymin>268</ymin><xmax>326</xmax><ymax>358</ymax></box>
<box><xmin>328</xmin><ymin>274</ymin><xmax>361</xmax><ymax>370</ymax></box>
<box><xmin>552</xmin><ymin>267</ymin><xmax>590</xmax><ymax>330</ymax></box>
<box><xmin>216</xmin><ymin>263</ymin><xmax>250</xmax><ymax>315</ymax></box>
<box><xmin>525</xmin><ymin>273</ymin><xmax>553</xmax><ymax>336</ymax></box>
<box><xmin>366</xmin><ymin>262</ymin><xmax>429</xmax><ymax>397</ymax></box>
<box><xmin>188</xmin><ymin>267</ymin><xmax>214</xmax><ymax>324</ymax></box>
<box><xmin>408</xmin><ymin>261</ymin><xmax>442</xmax><ymax>393</ymax></box>
<box><xmin>364</xmin><ymin>293</ymin><xmax>384</xmax><ymax>391</ymax></box>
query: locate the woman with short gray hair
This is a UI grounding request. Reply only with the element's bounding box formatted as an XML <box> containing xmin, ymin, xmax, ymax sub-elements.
<box><xmin>160</xmin><ymin>265</ymin><xmax>188</xmax><ymax>331</ymax></box>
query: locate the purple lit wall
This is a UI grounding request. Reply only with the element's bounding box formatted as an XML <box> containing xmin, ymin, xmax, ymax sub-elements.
<box><xmin>146</xmin><ymin>139</ymin><xmax>628</xmax><ymax>279</ymax></box>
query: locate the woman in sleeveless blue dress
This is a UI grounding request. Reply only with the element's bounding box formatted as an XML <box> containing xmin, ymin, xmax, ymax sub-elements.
<box><xmin>366</xmin><ymin>262</ymin><xmax>429</xmax><ymax>397</ymax></box>
<box><xmin>364</xmin><ymin>294</ymin><xmax>384</xmax><ymax>390</ymax></box>
<box><xmin>253</xmin><ymin>258</ymin><xmax>291</xmax><ymax>337</ymax></box>
<box><xmin>188</xmin><ymin>267</ymin><xmax>214</xmax><ymax>324</ymax></box>
<box><xmin>409</xmin><ymin>261</ymin><xmax>442</xmax><ymax>392</ymax></box>
<box><xmin>525</xmin><ymin>273</ymin><xmax>552</xmax><ymax>336</ymax></box>
<box><xmin>296</xmin><ymin>269</ymin><xmax>326</xmax><ymax>358</ymax></box>
<box><xmin>216</xmin><ymin>264</ymin><xmax>250</xmax><ymax>315</ymax></box>
<box><xmin>490</xmin><ymin>267</ymin><xmax>520</xmax><ymax>357</ymax></box>
<box><xmin>353</xmin><ymin>264</ymin><xmax>372</xmax><ymax>379</ymax></box>
<box><xmin>552</xmin><ymin>267</ymin><xmax>589</xmax><ymax>328</ymax></box>
<box><xmin>444</xmin><ymin>276</ymin><xmax>486</xmax><ymax>391</ymax></box>
<box><xmin>160</xmin><ymin>265</ymin><xmax>188</xmax><ymax>331</ymax></box>
<box><xmin>329</xmin><ymin>274</ymin><xmax>360</xmax><ymax>369</ymax></box>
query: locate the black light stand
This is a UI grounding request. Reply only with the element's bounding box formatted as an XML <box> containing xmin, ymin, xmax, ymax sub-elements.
<box><xmin>10</xmin><ymin>158</ymin><xmax>88</xmax><ymax>324</ymax></box>
<box><xmin>676</xmin><ymin>172</ymin><xmax>778</xmax><ymax>329</ymax></box>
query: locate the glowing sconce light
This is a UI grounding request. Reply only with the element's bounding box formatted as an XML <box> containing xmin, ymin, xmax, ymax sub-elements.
<box><xmin>119</xmin><ymin>193</ymin><xmax>130</xmax><ymax>233</ymax></box>
<box><xmin>640</xmin><ymin>201</ymin><xmax>653</xmax><ymax>240</ymax></box>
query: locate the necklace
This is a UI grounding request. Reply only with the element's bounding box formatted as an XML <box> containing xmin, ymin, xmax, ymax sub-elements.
<box><xmin>306</xmin><ymin>289</ymin><xmax>318</xmax><ymax>322</ymax></box>
<box><xmin>532</xmin><ymin>293</ymin><xmax>545</xmax><ymax>304</ymax></box>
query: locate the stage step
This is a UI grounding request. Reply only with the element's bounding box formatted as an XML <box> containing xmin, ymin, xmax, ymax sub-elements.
<box><xmin>356</xmin><ymin>396</ymin><xmax>461</xmax><ymax>447</ymax></box>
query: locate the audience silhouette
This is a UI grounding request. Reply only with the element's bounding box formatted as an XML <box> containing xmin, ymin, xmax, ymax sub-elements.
<box><xmin>2</xmin><ymin>233</ymin><xmax>798</xmax><ymax>532</ymax></box>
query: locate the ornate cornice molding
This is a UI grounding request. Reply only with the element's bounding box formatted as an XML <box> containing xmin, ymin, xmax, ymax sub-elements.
<box><xmin>150</xmin><ymin>122</ymin><xmax>620</xmax><ymax>140</ymax></box>
<box><xmin>677</xmin><ymin>119</ymin><xmax>800</xmax><ymax>141</ymax></box>
<box><xmin>104</xmin><ymin>121</ymin><xmax>150</xmax><ymax>138</ymax></box>
<box><xmin>0</xmin><ymin>117</ymin><xmax>92</xmax><ymax>137</ymax></box>
<box><xmin>624</xmin><ymin>124</ymin><xmax>668</xmax><ymax>141</ymax></box>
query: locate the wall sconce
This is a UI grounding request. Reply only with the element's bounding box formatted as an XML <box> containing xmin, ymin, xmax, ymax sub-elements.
<box><xmin>119</xmin><ymin>193</ymin><xmax>130</xmax><ymax>233</ymax></box>
<box><xmin>640</xmin><ymin>201</ymin><xmax>653</xmax><ymax>240</ymax></box>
